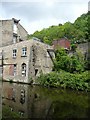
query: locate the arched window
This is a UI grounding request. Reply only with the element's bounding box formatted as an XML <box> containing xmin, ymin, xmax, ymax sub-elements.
<box><xmin>21</xmin><ymin>63</ymin><xmax>26</xmax><ymax>76</ymax></box>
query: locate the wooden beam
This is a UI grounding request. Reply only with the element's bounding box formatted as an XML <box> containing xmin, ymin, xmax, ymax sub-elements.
<box><xmin>47</xmin><ymin>49</ymin><xmax>54</xmax><ymax>52</ymax></box>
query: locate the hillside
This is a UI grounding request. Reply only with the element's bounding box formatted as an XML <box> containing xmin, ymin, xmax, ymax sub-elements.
<box><xmin>28</xmin><ymin>12</ymin><xmax>90</xmax><ymax>45</ymax></box>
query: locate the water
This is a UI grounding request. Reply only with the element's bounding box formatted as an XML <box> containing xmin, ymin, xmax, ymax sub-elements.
<box><xmin>2</xmin><ymin>82</ymin><xmax>90</xmax><ymax>119</ymax></box>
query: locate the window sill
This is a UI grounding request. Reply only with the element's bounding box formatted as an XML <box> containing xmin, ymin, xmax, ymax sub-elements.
<box><xmin>12</xmin><ymin>57</ymin><xmax>17</xmax><ymax>59</ymax></box>
<box><xmin>22</xmin><ymin>75</ymin><xmax>26</xmax><ymax>77</ymax></box>
<box><xmin>21</xmin><ymin>55</ymin><xmax>27</xmax><ymax>57</ymax></box>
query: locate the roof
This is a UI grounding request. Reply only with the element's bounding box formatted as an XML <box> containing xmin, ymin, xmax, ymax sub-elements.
<box><xmin>52</xmin><ymin>38</ymin><xmax>71</xmax><ymax>49</ymax></box>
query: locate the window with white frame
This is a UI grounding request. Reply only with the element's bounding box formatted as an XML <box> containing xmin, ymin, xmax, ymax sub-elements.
<box><xmin>13</xmin><ymin>49</ymin><xmax>17</xmax><ymax>58</ymax></box>
<box><xmin>22</xmin><ymin>47</ymin><xmax>27</xmax><ymax>56</ymax></box>
<box><xmin>21</xmin><ymin>63</ymin><xmax>26</xmax><ymax>76</ymax></box>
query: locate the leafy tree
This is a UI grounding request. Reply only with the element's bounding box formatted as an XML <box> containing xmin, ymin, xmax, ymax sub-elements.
<box><xmin>87</xmin><ymin>11</ymin><xmax>90</xmax><ymax>42</ymax></box>
<box><xmin>28</xmin><ymin>13</ymin><xmax>89</xmax><ymax>45</ymax></box>
<box><xmin>54</xmin><ymin>48</ymin><xmax>85</xmax><ymax>73</ymax></box>
<box><xmin>54</xmin><ymin>48</ymin><xmax>71</xmax><ymax>72</ymax></box>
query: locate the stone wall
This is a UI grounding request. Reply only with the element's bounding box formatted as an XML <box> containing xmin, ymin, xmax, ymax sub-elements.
<box><xmin>76</xmin><ymin>42</ymin><xmax>89</xmax><ymax>60</ymax></box>
<box><xmin>0</xmin><ymin>39</ymin><xmax>54</xmax><ymax>83</ymax></box>
<box><xmin>0</xmin><ymin>20</ymin><xmax>2</xmax><ymax>47</ymax></box>
<box><xmin>77</xmin><ymin>42</ymin><xmax>89</xmax><ymax>54</ymax></box>
<box><xmin>17</xmin><ymin>23</ymin><xmax>28</xmax><ymax>40</ymax></box>
<box><xmin>0</xmin><ymin>19</ymin><xmax>28</xmax><ymax>47</ymax></box>
<box><xmin>0</xmin><ymin>20</ymin><xmax>13</xmax><ymax>47</ymax></box>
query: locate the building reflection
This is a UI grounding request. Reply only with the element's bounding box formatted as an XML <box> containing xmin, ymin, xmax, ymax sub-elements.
<box><xmin>2</xmin><ymin>82</ymin><xmax>53</xmax><ymax>118</ymax></box>
<box><xmin>2</xmin><ymin>83</ymin><xmax>29</xmax><ymax>118</ymax></box>
<box><xmin>2</xmin><ymin>82</ymin><xmax>89</xmax><ymax>118</ymax></box>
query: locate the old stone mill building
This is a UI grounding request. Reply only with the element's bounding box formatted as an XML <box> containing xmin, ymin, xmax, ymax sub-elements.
<box><xmin>0</xmin><ymin>18</ymin><xmax>54</xmax><ymax>84</ymax></box>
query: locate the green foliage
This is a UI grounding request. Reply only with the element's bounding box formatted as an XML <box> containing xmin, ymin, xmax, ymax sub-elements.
<box><xmin>87</xmin><ymin>11</ymin><xmax>90</xmax><ymax>42</ymax></box>
<box><xmin>54</xmin><ymin>48</ymin><xmax>85</xmax><ymax>73</ymax></box>
<box><xmin>28</xmin><ymin>13</ymin><xmax>89</xmax><ymax>44</ymax></box>
<box><xmin>29</xmin><ymin>12</ymin><xmax>90</xmax><ymax>92</ymax></box>
<box><xmin>2</xmin><ymin>106</ymin><xmax>20</xmax><ymax>118</ymax></box>
<box><xmin>71</xmin><ymin>44</ymin><xmax>77</xmax><ymax>51</ymax></box>
<box><xmin>37</xmin><ymin>71</ymin><xmax>90</xmax><ymax>91</ymax></box>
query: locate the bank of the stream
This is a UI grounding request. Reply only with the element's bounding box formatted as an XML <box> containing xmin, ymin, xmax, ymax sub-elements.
<box><xmin>37</xmin><ymin>70</ymin><xmax>90</xmax><ymax>91</ymax></box>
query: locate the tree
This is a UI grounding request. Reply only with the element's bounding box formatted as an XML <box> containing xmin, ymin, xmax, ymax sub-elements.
<box><xmin>54</xmin><ymin>48</ymin><xmax>71</xmax><ymax>72</ymax></box>
<box><xmin>28</xmin><ymin>13</ymin><xmax>89</xmax><ymax>44</ymax></box>
<box><xmin>54</xmin><ymin>48</ymin><xmax>85</xmax><ymax>73</ymax></box>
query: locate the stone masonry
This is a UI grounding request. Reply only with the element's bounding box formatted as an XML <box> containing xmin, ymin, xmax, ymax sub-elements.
<box><xmin>0</xmin><ymin>18</ymin><xmax>54</xmax><ymax>84</ymax></box>
<box><xmin>0</xmin><ymin>18</ymin><xmax>28</xmax><ymax>47</ymax></box>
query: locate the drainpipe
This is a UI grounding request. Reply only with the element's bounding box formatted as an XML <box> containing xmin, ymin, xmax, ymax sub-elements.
<box><xmin>1</xmin><ymin>50</ymin><xmax>4</xmax><ymax>81</ymax></box>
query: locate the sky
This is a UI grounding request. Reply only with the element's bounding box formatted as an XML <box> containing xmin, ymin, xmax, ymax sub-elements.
<box><xmin>0</xmin><ymin>0</ymin><xmax>89</xmax><ymax>34</ymax></box>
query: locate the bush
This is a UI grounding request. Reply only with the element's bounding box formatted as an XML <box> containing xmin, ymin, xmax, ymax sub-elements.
<box><xmin>37</xmin><ymin>71</ymin><xmax>90</xmax><ymax>91</ymax></box>
<box><xmin>54</xmin><ymin>48</ymin><xmax>85</xmax><ymax>73</ymax></box>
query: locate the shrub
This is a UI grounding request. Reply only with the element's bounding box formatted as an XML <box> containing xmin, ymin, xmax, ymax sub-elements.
<box><xmin>37</xmin><ymin>71</ymin><xmax>90</xmax><ymax>91</ymax></box>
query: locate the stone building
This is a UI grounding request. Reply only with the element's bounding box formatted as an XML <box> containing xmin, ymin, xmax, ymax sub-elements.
<box><xmin>0</xmin><ymin>18</ymin><xmax>28</xmax><ymax>47</ymax></box>
<box><xmin>0</xmin><ymin>18</ymin><xmax>54</xmax><ymax>83</ymax></box>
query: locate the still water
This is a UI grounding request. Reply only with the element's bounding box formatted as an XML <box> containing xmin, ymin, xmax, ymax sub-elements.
<box><xmin>2</xmin><ymin>82</ymin><xmax>90</xmax><ymax>119</ymax></box>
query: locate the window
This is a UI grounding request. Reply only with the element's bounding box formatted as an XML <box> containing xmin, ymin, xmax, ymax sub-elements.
<box><xmin>13</xmin><ymin>64</ymin><xmax>17</xmax><ymax>76</ymax></box>
<box><xmin>13</xmin><ymin>23</ymin><xmax>17</xmax><ymax>33</ymax></box>
<box><xmin>13</xmin><ymin>49</ymin><xmax>17</xmax><ymax>58</ymax></box>
<box><xmin>22</xmin><ymin>47</ymin><xmax>27</xmax><ymax>56</ymax></box>
<box><xmin>35</xmin><ymin>69</ymin><xmax>38</xmax><ymax>76</ymax></box>
<box><xmin>13</xmin><ymin>35</ymin><xmax>17</xmax><ymax>43</ymax></box>
<box><xmin>21</xmin><ymin>63</ymin><xmax>26</xmax><ymax>76</ymax></box>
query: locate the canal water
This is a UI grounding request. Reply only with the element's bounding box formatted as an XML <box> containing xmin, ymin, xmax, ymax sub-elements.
<box><xmin>2</xmin><ymin>82</ymin><xmax>90</xmax><ymax>119</ymax></box>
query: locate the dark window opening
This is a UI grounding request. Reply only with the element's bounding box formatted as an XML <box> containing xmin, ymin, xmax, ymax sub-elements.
<box><xmin>13</xmin><ymin>64</ymin><xmax>17</xmax><ymax>76</ymax></box>
<box><xmin>35</xmin><ymin>69</ymin><xmax>38</xmax><ymax>76</ymax></box>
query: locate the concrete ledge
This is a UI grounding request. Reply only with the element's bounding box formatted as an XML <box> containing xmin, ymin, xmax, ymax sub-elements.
<box><xmin>2</xmin><ymin>79</ymin><xmax>31</xmax><ymax>85</ymax></box>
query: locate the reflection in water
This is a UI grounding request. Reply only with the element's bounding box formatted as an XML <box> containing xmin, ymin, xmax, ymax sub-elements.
<box><xmin>20</xmin><ymin>89</ymin><xmax>25</xmax><ymax>104</ymax></box>
<box><xmin>2</xmin><ymin>82</ymin><xmax>90</xmax><ymax>118</ymax></box>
